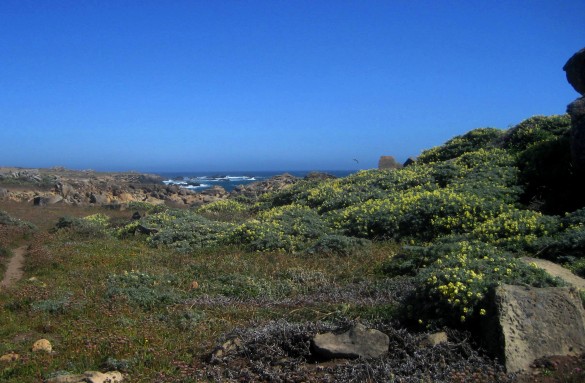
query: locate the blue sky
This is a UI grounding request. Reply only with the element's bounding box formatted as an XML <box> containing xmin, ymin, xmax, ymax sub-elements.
<box><xmin>1</xmin><ymin>1</ymin><xmax>584</xmax><ymax>172</ymax></box>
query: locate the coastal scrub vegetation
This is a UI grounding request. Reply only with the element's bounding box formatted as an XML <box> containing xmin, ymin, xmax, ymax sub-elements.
<box><xmin>1</xmin><ymin>114</ymin><xmax>585</xmax><ymax>381</ymax></box>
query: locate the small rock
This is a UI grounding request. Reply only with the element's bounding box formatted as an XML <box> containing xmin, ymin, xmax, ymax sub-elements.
<box><xmin>210</xmin><ymin>338</ymin><xmax>242</xmax><ymax>362</ymax></box>
<box><xmin>312</xmin><ymin>323</ymin><xmax>389</xmax><ymax>360</ymax></box>
<box><xmin>420</xmin><ymin>331</ymin><xmax>448</xmax><ymax>347</ymax></box>
<box><xmin>403</xmin><ymin>157</ymin><xmax>417</xmax><ymax>167</ymax></box>
<box><xmin>0</xmin><ymin>352</ymin><xmax>20</xmax><ymax>362</ymax></box>
<box><xmin>46</xmin><ymin>371</ymin><xmax>124</xmax><ymax>383</ymax></box>
<box><xmin>32</xmin><ymin>338</ymin><xmax>52</xmax><ymax>353</ymax></box>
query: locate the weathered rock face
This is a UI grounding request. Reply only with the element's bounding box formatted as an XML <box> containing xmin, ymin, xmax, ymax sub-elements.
<box><xmin>33</xmin><ymin>195</ymin><xmax>64</xmax><ymax>206</ymax></box>
<box><xmin>481</xmin><ymin>285</ymin><xmax>585</xmax><ymax>373</ymax></box>
<box><xmin>568</xmin><ymin>97</ymin><xmax>585</xmax><ymax>173</ymax></box>
<box><xmin>564</xmin><ymin>48</ymin><xmax>585</xmax><ymax>96</ymax></box>
<box><xmin>565</xmin><ymin>48</ymin><xmax>585</xmax><ymax>173</ymax></box>
<box><xmin>378</xmin><ymin>156</ymin><xmax>402</xmax><ymax>170</ymax></box>
<box><xmin>0</xmin><ymin>167</ymin><xmax>229</xmax><ymax>207</ymax></box>
<box><xmin>311</xmin><ymin>323</ymin><xmax>389</xmax><ymax>360</ymax></box>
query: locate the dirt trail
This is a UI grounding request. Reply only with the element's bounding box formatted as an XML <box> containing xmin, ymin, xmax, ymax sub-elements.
<box><xmin>0</xmin><ymin>245</ymin><xmax>27</xmax><ymax>288</ymax></box>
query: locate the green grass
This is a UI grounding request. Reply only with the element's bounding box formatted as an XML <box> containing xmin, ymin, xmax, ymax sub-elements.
<box><xmin>0</xmin><ymin>222</ymin><xmax>400</xmax><ymax>382</ymax></box>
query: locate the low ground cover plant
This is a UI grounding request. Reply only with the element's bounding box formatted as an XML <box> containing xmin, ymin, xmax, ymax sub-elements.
<box><xmin>2</xmin><ymin>114</ymin><xmax>584</xmax><ymax>382</ymax></box>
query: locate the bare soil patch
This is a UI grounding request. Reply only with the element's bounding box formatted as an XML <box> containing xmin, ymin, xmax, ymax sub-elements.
<box><xmin>0</xmin><ymin>245</ymin><xmax>27</xmax><ymax>288</ymax></box>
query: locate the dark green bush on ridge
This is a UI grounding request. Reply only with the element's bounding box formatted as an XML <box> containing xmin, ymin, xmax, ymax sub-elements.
<box><xmin>500</xmin><ymin>115</ymin><xmax>571</xmax><ymax>153</ymax></box>
<box><xmin>417</xmin><ymin>127</ymin><xmax>504</xmax><ymax>164</ymax></box>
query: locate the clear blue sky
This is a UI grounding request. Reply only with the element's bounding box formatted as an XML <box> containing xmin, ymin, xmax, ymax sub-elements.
<box><xmin>1</xmin><ymin>1</ymin><xmax>584</xmax><ymax>172</ymax></box>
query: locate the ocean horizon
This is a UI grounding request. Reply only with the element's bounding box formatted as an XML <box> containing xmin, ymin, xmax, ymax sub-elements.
<box><xmin>157</xmin><ymin>169</ymin><xmax>358</xmax><ymax>192</ymax></box>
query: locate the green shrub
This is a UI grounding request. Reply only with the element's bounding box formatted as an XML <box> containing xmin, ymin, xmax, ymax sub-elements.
<box><xmin>31</xmin><ymin>295</ymin><xmax>72</xmax><ymax>315</ymax></box>
<box><xmin>54</xmin><ymin>214</ymin><xmax>110</xmax><ymax>238</ymax></box>
<box><xmin>0</xmin><ymin>246</ymin><xmax>12</xmax><ymax>258</ymax></box>
<box><xmin>501</xmin><ymin>114</ymin><xmax>571</xmax><ymax>153</ymax></box>
<box><xmin>406</xmin><ymin>240</ymin><xmax>563</xmax><ymax>327</ymax></box>
<box><xmin>469</xmin><ymin>209</ymin><xmax>560</xmax><ymax>251</ymax></box>
<box><xmin>231</xmin><ymin>205</ymin><xmax>332</xmax><ymax>252</ymax></box>
<box><xmin>106</xmin><ymin>270</ymin><xmax>183</xmax><ymax>309</ymax></box>
<box><xmin>335</xmin><ymin>187</ymin><xmax>508</xmax><ymax>241</ymax></box>
<box><xmin>530</xmin><ymin>223</ymin><xmax>585</xmax><ymax>263</ymax></box>
<box><xmin>0</xmin><ymin>210</ymin><xmax>36</xmax><ymax>230</ymax></box>
<box><xmin>418</xmin><ymin>127</ymin><xmax>504</xmax><ymax>164</ymax></box>
<box><xmin>120</xmin><ymin>209</ymin><xmax>235</xmax><ymax>252</ymax></box>
<box><xmin>195</xmin><ymin>200</ymin><xmax>250</xmax><ymax>222</ymax></box>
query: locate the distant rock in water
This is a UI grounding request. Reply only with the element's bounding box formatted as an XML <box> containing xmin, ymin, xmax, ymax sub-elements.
<box><xmin>378</xmin><ymin>156</ymin><xmax>402</xmax><ymax>170</ymax></box>
<box><xmin>564</xmin><ymin>47</ymin><xmax>585</xmax><ymax>96</ymax></box>
<box><xmin>566</xmin><ymin>47</ymin><xmax>585</xmax><ymax>173</ymax></box>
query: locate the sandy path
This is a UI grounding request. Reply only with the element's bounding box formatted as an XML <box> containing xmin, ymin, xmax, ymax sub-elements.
<box><xmin>0</xmin><ymin>245</ymin><xmax>27</xmax><ymax>288</ymax></box>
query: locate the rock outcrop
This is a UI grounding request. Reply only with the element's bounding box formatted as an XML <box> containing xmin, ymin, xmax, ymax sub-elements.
<box><xmin>564</xmin><ymin>48</ymin><xmax>585</xmax><ymax>96</ymax></box>
<box><xmin>230</xmin><ymin>173</ymin><xmax>298</xmax><ymax>200</ymax></box>
<box><xmin>311</xmin><ymin>323</ymin><xmax>389</xmax><ymax>360</ymax></box>
<box><xmin>565</xmin><ymin>48</ymin><xmax>585</xmax><ymax>173</ymax></box>
<box><xmin>378</xmin><ymin>156</ymin><xmax>402</xmax><ymax>170</ymax></box>
<box><xmin>0</xmin><ymin>167</ymin><xmax>229</xmax><ymax>207</ymax></box>
<box><xmin>481</xmin><ymin>285</ymin><xmax>585</xmax><ymax>373</ymax></box>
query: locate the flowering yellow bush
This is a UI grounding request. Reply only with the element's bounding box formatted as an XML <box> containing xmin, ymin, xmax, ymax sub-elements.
<box><xmin>409</xmin><ymin>240</ymin><xmax>562</xmax><ymax>326</ymax></box>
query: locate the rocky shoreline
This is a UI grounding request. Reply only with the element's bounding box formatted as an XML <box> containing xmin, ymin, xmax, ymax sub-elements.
<box><xmin>0</xmin><ymin>167</ymin><xmax>306</xmax><ymax>208</ymax></box>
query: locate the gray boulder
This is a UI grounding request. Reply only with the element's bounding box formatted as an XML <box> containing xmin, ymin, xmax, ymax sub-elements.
<box><xmin>564</xmin><ymin>47</ymin><xmax>585</xmax><ymax>95</ymax></box>
<box><xmin>0</xmin><ymin>188</ymin><xmax>8</xmax><ymax>199</ymax></box>
<box><xmin>33</xmin><ymin>195</ymin><xmax>63</xmax><ymax>206</ymax></box>
<box><xmin>89</xmin><ymin>193</ymin><xmax>108</xmax><ymax>204</ymax></box>
<box><xmin>312</xmin><ymin>323</ymin><xmax>389</xmax><ymax>360</ymax></box>
<box><xmin>565</xmin><ymin>48</ymin><xmax>585</xmax><ymax>173</ymax></box>
<box><xmin>481</xmin><ymin>285</ymin><xmax>585</xmax><ymax>373</ymax></box>
<box><xmin>568</xmin><ymin>97</ymin><xmax>585</xmax><ymax>173</ymax></box>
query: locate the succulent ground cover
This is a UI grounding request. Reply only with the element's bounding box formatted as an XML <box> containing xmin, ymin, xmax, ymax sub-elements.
<box><xmin>1</xmin><ymin>114</ymin><xmax>585</xmax><ymax>381</ymax></box>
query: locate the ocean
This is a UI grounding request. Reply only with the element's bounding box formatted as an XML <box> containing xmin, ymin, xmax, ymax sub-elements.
<box><xmin>157</xmin><ymin>170</ymin><xmax>357</xmax><ymax>192</ymax></box>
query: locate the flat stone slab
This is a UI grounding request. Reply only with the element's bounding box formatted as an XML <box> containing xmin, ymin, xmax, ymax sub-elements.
<box><xmin>520</xmin><ymin>257</ymin><xmax>585</xmax><ymax>290</ymax></box>
<box><xmin>46</xmin><ymin>371</ymin><xmax>124</xmax><ymax>383</ymax></box>
<box><xmin>483</xmin><ymin>285</ymin><xmax>585</xmax><ymax>373</ymax></box>
<box><xmin>312</xmin><ymin>323</ymin><xmax>389</xmax><ymax>360</ymax></box>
